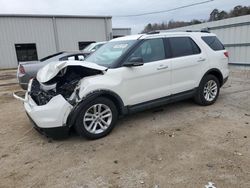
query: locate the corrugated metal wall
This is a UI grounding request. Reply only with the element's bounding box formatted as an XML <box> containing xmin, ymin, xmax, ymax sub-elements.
<box><xmin>167</xmin><ymin>15</ymin><xmax>250</xmax><ymax>64</ymax></box>
<box><xmin>112</xmin><ymin>28</ymin><xmax>131</xmax><ymax>37</ymax></box>
<box><xmin>0</xmin><ymin>15</ymin><xmax>112</xmax><ymax>69</ymax></box>
<box><xmin>0</xmin><ymin>17</ymin><xmax>57</xmax><ymax>68</ymax></box>
<box><xmin>56</xmin><ymin>17</ymin><xmax>112</xmax><ymax>51</ymax></box>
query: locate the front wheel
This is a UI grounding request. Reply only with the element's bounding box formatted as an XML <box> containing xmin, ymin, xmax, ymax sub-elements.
<box><xmin>194</xmin><ymin>75</ymin><xmax>220</xmax><ymax>106</ymax></box>
<box><xmin>74</xmin><ymin>97</ymin><xmax>118</xmax><ymax>139</ymax></box>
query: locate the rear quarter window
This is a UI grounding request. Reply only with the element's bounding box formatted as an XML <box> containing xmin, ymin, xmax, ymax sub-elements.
<box><xmin>168</xmin><ymin>37</ymin><xmax>201</xmax><ymax>58</ymax></box>
<box><xmin>201</xmin><ymin>36</ymin><xmax>225</xmax><ymax>51</ymax></box>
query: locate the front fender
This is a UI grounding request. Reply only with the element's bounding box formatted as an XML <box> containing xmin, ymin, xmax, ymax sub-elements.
<box><xmin>66</xmin><ymin>90</ymin><xmax>127</xmax><ymax>128</ymax></box>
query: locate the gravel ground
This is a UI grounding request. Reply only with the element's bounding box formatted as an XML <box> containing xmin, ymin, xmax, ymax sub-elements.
<box><xmin>0</xmin><ymin>66</ymin><xmax>250</xmax><ymax>188</ymax></box>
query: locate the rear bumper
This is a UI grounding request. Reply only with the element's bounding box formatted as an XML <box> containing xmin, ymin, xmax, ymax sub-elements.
<box><xmin>17</xmin><ymin>69</ymin><xmax>35</xmax><ymax>90</ymax></box>
<box><xmin>17</xmin><ymin>74</ymin><xmax>30</xmax><ymax>90</ymax></box>
<box><xmin>19</xmin><ymin>83</ymin><xmax>28</xmax><ymax>90</ymax></box>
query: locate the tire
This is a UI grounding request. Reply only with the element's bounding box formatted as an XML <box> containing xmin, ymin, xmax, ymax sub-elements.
<box><xmin>74</xmin><ymin>97</ymin><xmax>118</xmax><ymax>139</ymax></box>
<box><xmin>194</xmin><ymin>74</ymin><xmax>220</xmax><ymax>106</ymax></box>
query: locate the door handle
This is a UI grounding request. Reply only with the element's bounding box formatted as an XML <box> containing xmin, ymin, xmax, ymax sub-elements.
<box><xmin>197</xmin><ymin>58</ymin><xmax>206</xmax><ymax>62</ymax></box>
<box><xmin>157</xmin><ymin>65</ymin><xmax>169</xmax><ymax>70</ymax></box>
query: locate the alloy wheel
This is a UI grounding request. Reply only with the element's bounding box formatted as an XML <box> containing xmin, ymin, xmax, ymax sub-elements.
<box><xmin>83</xmin><ymin>104</ymin><xmax>112</xmax><ymax>134</ymax></box>
<box><xmin>203</xmin><ymin>80</ymin><xmax>218</xmax><ymax>102</ymax></box>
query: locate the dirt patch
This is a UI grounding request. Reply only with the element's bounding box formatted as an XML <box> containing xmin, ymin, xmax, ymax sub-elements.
<box><xmin>0</xmin><ymin>74</ymin><xmax>16</xmax><ymax>80</ymax></box>
<box><xmin>0</xmin><ymin>66</ymin><xmax>250</xmax><ymax>188</ymax></box>
<box><xmin>0</xmin><ymin>82</ymin><xmax>18</xmax><ymax>87</ymax></box>
<box><xmin>0</xmin><ymin>69</ymin><xmax>17</xmax><ymax>80</ymax></box>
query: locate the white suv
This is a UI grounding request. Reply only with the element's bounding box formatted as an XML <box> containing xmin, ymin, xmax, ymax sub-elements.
<box><xmin>14</xmin><ymin>31</ymin><xmax>229</xmax><ymax>139</ymax></box>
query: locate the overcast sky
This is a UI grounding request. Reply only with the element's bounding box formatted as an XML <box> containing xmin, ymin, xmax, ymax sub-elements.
<box><xmin>0</xmin><ymin>0</ymin><xmax>249</xmax><ymax>33</ymax></box>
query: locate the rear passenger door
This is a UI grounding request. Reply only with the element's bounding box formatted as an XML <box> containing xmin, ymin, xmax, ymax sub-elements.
<box><xmin>168</xmin><ymin>36</ymin><xmax>207</xmax><ymax>94</ymax></box>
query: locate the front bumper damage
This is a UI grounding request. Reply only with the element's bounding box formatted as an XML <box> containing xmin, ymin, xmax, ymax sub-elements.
<box><xmin>13</xmin><ymin>60</ymin><xmax>106</xmax><ymax>139</ymax></box>
<box><xmin>14</xmin><ymin>91</ymin><xmax>73</xmax><ymax>139</ymax></box>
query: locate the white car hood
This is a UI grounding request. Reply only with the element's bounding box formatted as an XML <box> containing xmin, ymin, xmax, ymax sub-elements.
<box><xmin>36</xmin><ymin>60</ymin><xmax>107</xmax><ymax>83</ymax></box>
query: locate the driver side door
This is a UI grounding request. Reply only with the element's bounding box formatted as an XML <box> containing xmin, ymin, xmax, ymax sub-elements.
<box><xmin>120</xmin><ymin>38</ymin><xmax>172</xmax><ymax>106</ymax></box>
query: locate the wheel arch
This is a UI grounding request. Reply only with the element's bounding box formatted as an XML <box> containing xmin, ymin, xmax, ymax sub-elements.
<box><xmin>202</xmin><ymin>68</ymin><xmax>223</xmax><ymax>87</ymax></box>
<box><xmin>66</xmin><ymin>90</ymin><xmax>127</xmax><ymax>128</ymax></box>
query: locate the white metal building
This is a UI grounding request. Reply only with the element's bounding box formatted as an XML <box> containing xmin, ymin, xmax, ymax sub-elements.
<box><xmin>166</xmin><ymin>15</ymin><xmax>250</xmax><ymax>65</ymax></box>
<box><xmin>112</xmin><ymin>28</ymin><xmax>131</xmax><ymax>38</ymax></box>
<box><xmin>0</xmin><ymin>14</ymin><xmax>112</xmax><ymax>69</ymax></box>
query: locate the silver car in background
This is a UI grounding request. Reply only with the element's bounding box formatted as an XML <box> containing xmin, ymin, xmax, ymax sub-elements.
<box><xmin>82</xmin><ymin>41</ymin><xmax>107</xmax><ymax>56</ymax></box>
<box><xmin>17</xmin><ymin>51</ymin><xmax>86</xmax><ymax>90</ymax></box>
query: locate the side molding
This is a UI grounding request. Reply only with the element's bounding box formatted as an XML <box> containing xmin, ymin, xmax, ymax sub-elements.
<box><xmin>127</xmin><ymin>89</ymin><xmax>197</xmax><ymax>114</ymax></box>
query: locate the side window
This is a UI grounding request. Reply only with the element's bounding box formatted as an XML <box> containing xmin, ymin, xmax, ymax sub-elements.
<box><xmin>127</xmin><ymin>38</ymin><xmax>165</xmax><ymax>63</ymax></box>
<box><xmin>169</xmin><ymin>37</ymin><xmax>201</xmax><ymax>58</ymax></box>
<box><xmin>201</xmin><ymin>36</ymin><xmax>225</xmax><ymax>51</ymax></box>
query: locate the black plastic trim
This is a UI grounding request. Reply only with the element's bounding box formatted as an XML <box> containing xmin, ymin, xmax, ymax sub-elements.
<box><xmin>223</xmin><ymin>76</ymin><xmax>228</xmax><ymax>86</ymax></box>
<box><xmin>203</xmin><ymin>68</ymin><xmax>224</xmax><ymax>87</ymax></box>
<box><xmin>66</xmin><ymin>90</ymin><xmax>127</xmax><ymax>128</ymax></box>
<box><xmin>26</xmin><ymin>113</ymin><xmax>70</xmax><ymax>139</ymax></box>
<box><xmin>127</xmin><ymin>89</ymin><xmax>197</xmax><ymax>114</ymax></box>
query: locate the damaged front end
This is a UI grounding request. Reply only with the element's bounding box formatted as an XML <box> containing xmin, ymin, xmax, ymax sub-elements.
<box><xmin>14</xmin><ymin>60</ymin><xmax>106</xmax><ymax>139</ymax></box>
<box><xmin>30</xmin><ymin>65</ymin><xmax>102</xmax><ymax>106</ymax></box>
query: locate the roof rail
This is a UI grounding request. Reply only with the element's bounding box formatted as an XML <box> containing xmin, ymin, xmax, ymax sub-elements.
<box><xmin>146</xmin><ymin>28</ymin><xmax>210</xmax><ymax>34</ymax></box>
<box><xmin>186</xmin><ymin>27</ymin><xmax>210</xmax><ymax>33</ymax></box>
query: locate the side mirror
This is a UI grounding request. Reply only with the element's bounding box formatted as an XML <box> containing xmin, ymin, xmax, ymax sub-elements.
<box><xmin>124</xmin><ymin>56</ymin><xmax>144</xmax><ymax>67</ymax></box>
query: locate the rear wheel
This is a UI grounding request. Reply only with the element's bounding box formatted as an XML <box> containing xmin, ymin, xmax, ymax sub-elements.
<box><xmin>194</xmin><ymin>75</ymin><xmax>220</xmax><ymax>106</ymax></box>
<box><xmin>75</xmin><ymin>97</ymin><xmax>118</xmax><ymax>139</ymax></box>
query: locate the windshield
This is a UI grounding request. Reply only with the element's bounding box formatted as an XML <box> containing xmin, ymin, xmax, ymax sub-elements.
<box><xmin>83</xmin><ymin>43</ymin><xmax>96</xmax><ymax>51</ymax></box>
<box><xmin>86</xmin><ymin>40</ymin><xmax>136</xmax><ymax>67</ymax></box>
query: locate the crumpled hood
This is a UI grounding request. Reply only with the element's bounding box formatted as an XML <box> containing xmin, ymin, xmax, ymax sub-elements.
<box><xmin>36</xmin><ymin>60</ymin><xmax>107</xmax><ymax>83</ymax></box>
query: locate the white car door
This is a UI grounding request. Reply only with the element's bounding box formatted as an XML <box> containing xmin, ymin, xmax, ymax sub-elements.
<box><xmin>120</xmin><ymin>38</ymin><xmax>172</xmax><ymax>105</ymax></box>
<box><xmin>168</xmin><ymin>36</ymin><xmax>208</xmax><ymax>94</ymax></box>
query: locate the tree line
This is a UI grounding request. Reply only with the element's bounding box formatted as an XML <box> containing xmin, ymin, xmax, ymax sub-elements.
<box><xmin>142</xmin><ymin>5</ymin><xmax>250</xmax><ymax>33</ymax></box>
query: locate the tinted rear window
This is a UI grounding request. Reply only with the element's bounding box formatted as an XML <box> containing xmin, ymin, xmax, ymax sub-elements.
<box><xmin>40</xmin><ymin>52</ymin><xmax>64</xmax><ymax>62</ymax></box>
<box><xmin>202</xmin><ymin>36</ymin><xmax>225</xmax><ymax>51</ymax></box>
<box><xmin>168</xmin><ymin>37</ymin><xmax>201</xmax><ymax>58</ymax></box>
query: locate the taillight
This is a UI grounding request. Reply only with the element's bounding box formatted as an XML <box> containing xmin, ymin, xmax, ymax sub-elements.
<box><xmin>19</xmin><ymin>65</ymin><xmax>25</xmax><ymax>74</ymax></box>
<box><xmin>224</xmin><ymin>51</ymin><xmax>229</xmax><ymax>58</ymax></box>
